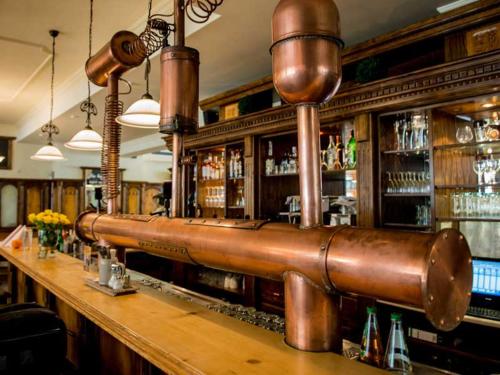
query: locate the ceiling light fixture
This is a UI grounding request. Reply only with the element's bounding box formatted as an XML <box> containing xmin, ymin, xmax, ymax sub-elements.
<box><xmin>482</xmin><ymin>103</ymin><xmax>495</xmax><ymax>108</ymax></box>
<box><xmin>32</xmin><ymin>30</ymin><xmax>65</xmax><ymax>161</ymax></box>
<box><xmin>436</xmin><ymin>0</ymin><xmax>478</xmax><ymax>13</ymax></box>
<box><xmin>65</xmin><ymin>0</ymin><xmax>102</xmax><ymax>151</ymax></box>
<box><xmin>116</xmin><ymin>0</ymin><xmax>160</xmax><ymax>129</ymax></box>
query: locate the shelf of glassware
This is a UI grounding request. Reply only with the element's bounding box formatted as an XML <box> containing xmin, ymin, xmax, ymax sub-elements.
<box><xmin>434</xmin><ymin>139</ymin><xmax>500</xmax><ymax>153</ymax></box>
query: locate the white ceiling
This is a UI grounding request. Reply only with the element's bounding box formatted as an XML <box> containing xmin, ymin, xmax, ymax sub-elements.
<box><xmin>1</xmin><ymin>0</ymin><xmax>451</xmax><ymax>153</ymax></box>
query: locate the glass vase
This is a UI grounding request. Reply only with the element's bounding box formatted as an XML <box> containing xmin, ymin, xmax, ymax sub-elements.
<box><xmin>38</xmin><ymin>228</ymin><xmax>57</xmax><ymax>259</ymax></box>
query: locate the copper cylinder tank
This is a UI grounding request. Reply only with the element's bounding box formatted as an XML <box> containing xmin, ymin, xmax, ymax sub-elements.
<box><xmin>158</xmin><ymin>47</ymin><xmax>199</xmax><ymax>135</ymax></box>
<box><xmin>271</xmin><ymin>0</ymin><xmax>342</xmax><ymax>104</ymax></box>
<box><xmin>86</xmin><ymin>31</ymin><xmax>145</xmax><ymax>87</ymax></box>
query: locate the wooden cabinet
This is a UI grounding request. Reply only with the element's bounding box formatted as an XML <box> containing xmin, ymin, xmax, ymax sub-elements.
<box><xmin>189</xmin><ymin>142</ymin><xmax>247</xmax><ymax>219</ymax></box>
<box><xmin>257</xmin><ymin>120</ymin><xmax>358</xmax><ymax>225</ymax></box>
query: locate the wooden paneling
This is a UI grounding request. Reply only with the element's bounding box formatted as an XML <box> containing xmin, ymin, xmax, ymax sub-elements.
<box><xmin>62</xmin><ymin>185</ymin><xmax>79</xmax><ymax>223</ymax></box>
<box><xmin>127</xmin><ymin>186</ymin><xmax>141</xmax><ymax>214</ymax></box>
<box><xmin>142</xmin><ymin>185</ymin><xmax>161</xmax><ymax>215</ymax></box>
<box><xmin>26</xmin><ymin>185</ymin><xmax>42</xmax><ymax>220</ymax></box>
<box><xmin>466</xmin><ymin>21</ymin><xmax>500</xmax><ymax>57</ymax></box>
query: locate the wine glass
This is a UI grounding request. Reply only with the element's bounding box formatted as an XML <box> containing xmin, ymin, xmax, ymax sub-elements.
<box><xmin>473</xmin><ymin>160</ymin><xmax>487</xmax><ymax>185</ymax></box>
<box><xmin>456</xmin><ymin>125</ymin><xmax>474</xmax><ymax>144</ymax></box>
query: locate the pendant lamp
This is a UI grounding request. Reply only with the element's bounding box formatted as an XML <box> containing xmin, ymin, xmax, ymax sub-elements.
<box><xmin>65</xmin><ymin>0</ymin><xmax>102</xmax><ymax>151</ymax></box>
<box><xmin>32</xmin><ymin>30</ymin><xmax>65</xmax><ymax>161</ymax></box>
<box><xmin>116</xmin><ymin>0</ymin><xmax>160</xmax><ymax>129</ymax></box>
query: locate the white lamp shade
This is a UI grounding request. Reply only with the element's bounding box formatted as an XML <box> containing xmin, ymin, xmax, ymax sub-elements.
<box><xmin>65</xmin><ymin>128</ymin><xmax>103</xmax><ymax>151</ymax></box>
<box><xmin>0</xmin><ymin>156</ymin><xmax>5</xmax><ymax>163</ymax></box>
<box><xmin>115</xmin><ymin>98</ymin><xmax>160</xmax><ymax>128</ymax></box>
<box><xmin>31</xmin><ymin>144</ymin><xmax>65</xmax><ymax>161</ymax></box>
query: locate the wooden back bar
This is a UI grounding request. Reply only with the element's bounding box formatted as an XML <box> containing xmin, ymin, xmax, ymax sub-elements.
<box><xmin>0</xmin><ymin>245</ymin><xmax>383</xmax><ymax>375</ymax></box>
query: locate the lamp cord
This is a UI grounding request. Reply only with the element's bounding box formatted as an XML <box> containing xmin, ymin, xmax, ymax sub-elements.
<box><xmin>145</xmin><ymin>0</ymin><xmax>153</xmax><ymax>97</ymax></box>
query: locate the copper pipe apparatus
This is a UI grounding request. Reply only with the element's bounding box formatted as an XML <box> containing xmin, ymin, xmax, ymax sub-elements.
<box><xmin>77</xmin><ymin>0</ymin><xmax>473</xmax><ymax>354</ymax></box>
<box><xmin>86</xmin><ymin>31</ymin><xmax>144</xmax><ymax>214</ymax></box>
<box><xmin>158</xmin><ymin>0</ymin><xmax>200</xmax><ymax>218</ymax></box>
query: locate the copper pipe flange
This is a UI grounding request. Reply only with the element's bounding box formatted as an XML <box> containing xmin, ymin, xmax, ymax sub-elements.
<box><xmin>422</xmin><ymin>229</ymin><xmax>472</xmax><ymax>331</ymax></box>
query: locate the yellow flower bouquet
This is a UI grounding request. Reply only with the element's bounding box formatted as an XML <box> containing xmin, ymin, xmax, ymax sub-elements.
<box><xmin>28</xmin><ymin>209</ymin><xmax>71</xmax><ymax>258</ymax></box>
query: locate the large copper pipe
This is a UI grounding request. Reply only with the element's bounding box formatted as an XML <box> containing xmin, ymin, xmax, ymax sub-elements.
<box><xmin>76</xmin><ymin>214</ymin><xmax>472</xmax><ymax>341</ymax></box>
<box><xmin>297</xmin><ymin>105</ymin><xmax>323</xmax><ymax>228</ymax></box>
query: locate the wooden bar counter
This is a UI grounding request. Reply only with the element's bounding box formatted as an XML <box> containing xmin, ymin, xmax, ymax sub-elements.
<box><xmin>0</xmin><ymin>244</ymin><xmax>383</xmax><ymax>375</ymax></box>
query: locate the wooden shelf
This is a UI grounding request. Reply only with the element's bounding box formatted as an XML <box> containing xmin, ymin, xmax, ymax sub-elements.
<box><xmin>227</xmin><ymin>177</ymin><xmax>244</xmax><ymax>181</ymax></box>
<box><xmin>436</xmin><ymin>217</ymin><xmax>500</xmax><ymax>222</ymax></box>
<box><xmin>198</xmin><ymin>178</ymin><xmax>225</xmax><ymax>183</ymax></box>
<box><xmin>263</xmin><ymin>173</ymin><xmax>299</xmax><ymax>177</ymax></box>
<box><xmin>434</xmin><ymin>140</ymin><xmax>500</xmax><ymax>152</ymax></box>
<box><xmin>383</xmin><ymin>193</ymin><xmax>431</xmax><ymax>197</ymax></box>
<box><xmin>263</xmin><ymin>169</ymin><xmax>355</xmax><ymax>178</ymax></box>
<box><xmin>227</xmin><ymin>206</ymin><xmax>244</xmax><ymax>209</ymax></box>
<box><xmin>435</xmin><ymin>183</ymin><xmax>500</xmax><ymax>189</ymax></box>
<box><xmin>382</xmin><ymin>149</ymin><xmax>429</xmax><ymax>155</ymax></box>
<box><xmin>383</xmin><ymin>223</ymin><xmax>432</xmax><ymax>229</ymax></box>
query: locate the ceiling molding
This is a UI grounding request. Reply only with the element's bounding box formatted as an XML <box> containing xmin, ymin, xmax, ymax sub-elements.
<box><xmin>177</xmin><ymin>51</ymin><xmax>500</xmax><ymax>149</ymax></box>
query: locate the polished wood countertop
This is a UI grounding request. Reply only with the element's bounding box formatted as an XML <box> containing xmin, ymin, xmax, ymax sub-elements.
<box><xmin>0</xmin><ymin>245</ymin><xmax>384</xmax><ymax>375</ymax></box>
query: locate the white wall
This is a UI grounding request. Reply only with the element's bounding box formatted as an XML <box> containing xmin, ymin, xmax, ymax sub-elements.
<box><xmin>0</xmin><ymin>124</ymin><xmax>170</xmax><ymax>182</ymax></box>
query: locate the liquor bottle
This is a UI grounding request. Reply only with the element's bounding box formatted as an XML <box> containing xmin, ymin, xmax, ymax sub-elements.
<box><xmin>281</xmin><ymin>152</ymin><xmax>289</xmax><ymax>174</ymax></box>
<box><xmin>383</xmin><ymin>313</ymin><xmax>412</xmax><ymax>373</ymax></box>
<box><xmin>334</xmin><ymin>135</ymin><xmax>344</xmax><ymax>170</ymax></box>
<box><xmin>289</xmin><ymin>146</ymin><xmax>298</xmax><ymax>174</ymax></box>
<box><xmin>229</xmin><ymin>150</ymin><xmax>235</xmax><ymax>179</ymax></box>
<box><xmin>56</xmin><ymin>229</ymin><xmax>64</xmax><ymax>253</ymax></box>
<box><xmin>326</xmin><ymin>135</ymin><xmax>336</xmax><ymax>170</ymax></box>
<box><xmin>207</xmin><ymin>153</ymin><xmax>213</xmax><ymax>180</ymax></box>
<box><xmin>359</xmin><ymin>306</ymin><xmax>384</xmax><ymax>368</ymax></box>
<box><xmin>394</xmin><ymin>115</ymin><xmax>401</xmax><ymax>150</ymax></box>
<box><xmin>220</xmin><ymin>155</ymin><xmax>225</xmax><ymax>180</ymax></box>
<box><xmin>214</xmin><ymin>156</ymin><xmax>220</xmax><ymax>179</ymax></box>
<box><xmin>346</xmin><ymin>130</ymin><xmax>356</xmax><ymax>169</ymax></box>
<box><xmin>235</xmin><ymin>150</ymin><xmax>242</xmax><ymax>178</ymax></box>
<box><xmin>201</xmin><ymin>157</ymin><xmax>207</xmax><ymax>180</ymax></box>
<box><xmin>265</xmin><ymin>141</ymin><xmax>275</xmax><ymax>176</ymax></box>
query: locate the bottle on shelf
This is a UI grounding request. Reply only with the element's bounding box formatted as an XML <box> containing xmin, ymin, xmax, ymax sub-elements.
<box><xmin>289</xmin><ymin>146</ymin><xmax>298</xmax><ymax>174</ymax></box>
<box><xmin>207</xmin><ymin>153</ymin><xmax>213</xmax><ymax>179</ymax></box>
<box><xmin>229</xmin><ymin>150</ymin><xmax>235</xmax><ymax>179</ymax></box>
<box><xmin>326</xmin><ymin>135</ymin><xmax>336</xmax><ymax>170</ymax></box>
<box><xmin>383</xmin><ymin>313</ymin><xmax>412</xmax><ymax>374</ymax></box>
<box><xmin>346</xmin><ymin>130</ymin><xmax>356</xmax><ymax>169</ymax></box>
<box><xmin>235</xmin><ymin>150</ymin><xmax>243</xmax><ymax>178</ymax></box>
<box><xmin>213</xmin><ymin>156</ymin><xmax>220</xmax><ymax>180</ymax></box>
<box><xmin>394</xmin><ymin>114</ymin><xmax>401</xmax><ymax>151</ymax></box>
<box><xmin>334</xmin><ymin>134</ymin><xmax>344</xmax><ymax>170</ymax></box>
<box><xmin>359</xmin><ymin>306</ymin><xmax>384</xmax><ymax>368</ymax></box>
<box><xmin>280</xmin><ymin>152</ymin><xmax>289</xmax><ymax>174</ymax></box>
<box><xmin>265</xmin><ymin>141</ymin><xmax>275</xmax><ymax>176</ymax></box>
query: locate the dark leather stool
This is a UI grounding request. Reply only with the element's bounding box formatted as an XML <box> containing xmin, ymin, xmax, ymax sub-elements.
<box><xmin>0</xmin><ymin>303</ymin><xmax>66</xmax><ymax>374</ymax></box>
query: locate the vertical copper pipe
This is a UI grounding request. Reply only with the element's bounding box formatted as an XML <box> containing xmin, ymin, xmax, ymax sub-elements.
<box><xmin>297</xmin><ymin>105</ymin><xmax>323</xmax><ymax>228</ymax></box>
<box><xmin>107</xmin><ymin>74</ymin><xmax>120</xmax><ymax>215</ymax></box>
<box><xmin>284</xmin><ymin>272</ymin><xmax>341</xmax><ymax>352</ymax></box>
<box><xmin>174</xmin><ymin>0</ymin><xmax>185</xmax><ymax>47</ymax></box>
<box><xmin>171</xmin><ymin>133</ymin><xmax>183</xmax><ymax>217</ymax></box>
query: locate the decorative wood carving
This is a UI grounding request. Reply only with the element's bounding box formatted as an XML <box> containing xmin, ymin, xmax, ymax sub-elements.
<box><xmin>176</xmin><ymin>51</ymin><xmax>500</xmax><ymax>149</ymax></box>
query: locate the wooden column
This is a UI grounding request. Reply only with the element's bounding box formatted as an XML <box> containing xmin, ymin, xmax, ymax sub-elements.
<box><xmin>354</xmin><ymin>113</ymin><xmax>377</xmax><ymax>228</ymax></box>
<box><xmin>244</xmin><ymin>135</ymin><xmax>255</xmax><ymax>219</ymax></box>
